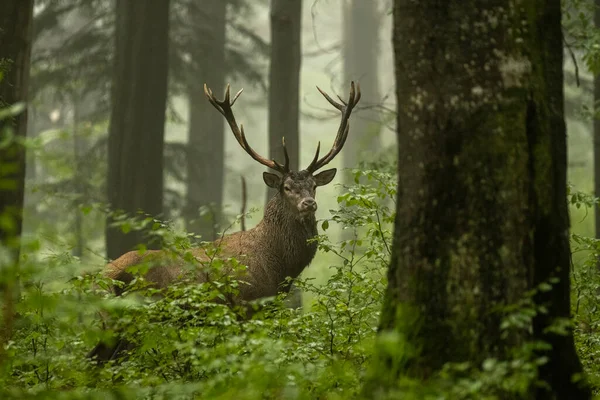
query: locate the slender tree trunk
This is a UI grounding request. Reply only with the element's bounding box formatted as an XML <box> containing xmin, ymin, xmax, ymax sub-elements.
<box><xmin>105</xmin><ymin>0</ymin><xmax>170</xmax><ymax>260</ymax></box>
<box><xmin>594</xmin><ymin>0</ymin><xmax>600</xmax><ymax>268</ymax></box>
<box><xmin>369</xmin><ymin>1</ymin><xmax>589</xmax><ymax>399</ymax></box>
<box><xmin>72</xmin><ymin>95</ymin><xmax>84</xmax><ymax>258</ymax></box>
<box><xmin>0</xmin><ymin>0</ymin><xmax>34</xmax><ymax>364</ymax></box>
<box><xmin>341</xmin><ymin>0</ymin><xmax>381</xmax><ymax>173</ymax></box>
<box><xmin>185</xmin><ymin>0</ymin><xmax>227</xmax><ymax>242</ymax></box>
<box><xmin>265</xmin><ymin>0</ymin><xmax>302</xmax><ymax>202</ymax></box>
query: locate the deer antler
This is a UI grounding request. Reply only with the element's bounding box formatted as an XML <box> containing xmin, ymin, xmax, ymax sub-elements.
<box><xmin>306</xmin><ymin>81</ymin><xmax>361</xmax><ymax>173</ymax></box>
<box><xmin>204</xmin><ymin>83</ymin><xmax>290</xmax><ymax>174</ymax></box>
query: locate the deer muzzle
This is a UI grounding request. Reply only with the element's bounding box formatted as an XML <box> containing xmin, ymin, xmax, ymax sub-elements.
<box><xmin>299</xmin><ymin>198</ymin><xmax>317</xmax><ymax>213</ymax></box>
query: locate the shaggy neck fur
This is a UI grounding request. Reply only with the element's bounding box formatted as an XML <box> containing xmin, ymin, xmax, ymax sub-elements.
<box><xmin>254</xmin><ymin>192</ymin><xmax>319</xmax><ymax>287</ymax></box>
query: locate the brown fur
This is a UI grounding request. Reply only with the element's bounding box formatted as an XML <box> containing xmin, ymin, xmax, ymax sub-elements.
<box><xmin>103</xmin><ymin>170</ymin><xmax>334</xmax><ymax>301</ymax></box>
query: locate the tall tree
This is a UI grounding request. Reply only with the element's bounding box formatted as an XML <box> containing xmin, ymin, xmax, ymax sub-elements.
<box><xmin>341</xmin><ymin>0</ymin><xmax>381</xmax><ymax>174</ymax></box>
<box><xmin>595</xmin><ymin>0</ymin><xmax>600</xmax><ymax>260</ymax></box>
<box><xmin>265</xmin><ymin>0</ymin><xmax>302</xmax><ymax>202</ymax></box>
<box><xmin>372</xmin><ymin>1</ymin><xmax>590</xmax><ymax>398</ymax></box>
<box><xmin>184</xmin><ymin>0</ymin><xmax>227</xmax><ymax>241</ymax></box>
<box><xmin>0</xmin><ymin>1</ymin><xmax>34</xmax><ymax>261</ymax></box>
<box><xmin>266</xmin><ymin>0</ymin><xmax>303</xmax><ymax>309</ymax></box>
<box><xmin>0</xmin><ymin>0</ymin><xmax>34</xmax><ymax>360</ymax></box>
<box><xmin>105</xmin><ymin>0</ymin><xmax>170</xmax><ymax>260</ymax></box>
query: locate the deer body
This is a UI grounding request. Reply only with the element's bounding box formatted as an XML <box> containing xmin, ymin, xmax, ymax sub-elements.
<box><xmin>89</xmin><ymin>82</ymin><xmax>360</xmax><ymax>362</ymax></box>
<box><xmin>105</xmin><ymin>187</ymin><xmax>322</xmax><ymax>301</ymax></box>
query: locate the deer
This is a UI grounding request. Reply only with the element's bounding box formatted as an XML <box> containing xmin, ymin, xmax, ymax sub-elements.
<box><xmin>88</xmin><ymin>81</ymin><xmax>361</xmax><ymax>362</ymax></box>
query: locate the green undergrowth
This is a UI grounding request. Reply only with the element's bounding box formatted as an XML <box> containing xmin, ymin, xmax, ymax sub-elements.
<box><xmin>1</xmin><ymin>157</ymin><xmax>600</xmax><ymax>398</ymax></box>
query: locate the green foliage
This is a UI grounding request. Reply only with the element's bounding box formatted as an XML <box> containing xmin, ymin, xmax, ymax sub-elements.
<box><xmin>5</xmin><ymin>154</ymin><xmax>600</xmax><ymax>398</ymax></box>
<box><xmin>1</xmin><ymin>164</ymin><xmax>392</xmax><ymax>399</ymax></box>
<box><xmin>568</xmin><ymin>187</ymin><xmax>600</xmax><ymax>395</ymax></box>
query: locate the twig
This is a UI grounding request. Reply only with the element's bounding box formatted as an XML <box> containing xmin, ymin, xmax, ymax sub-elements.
<box><xmin>564</xmin><ymin>36</ymin><xmax>580</xmax><ymax>87</ymax></box>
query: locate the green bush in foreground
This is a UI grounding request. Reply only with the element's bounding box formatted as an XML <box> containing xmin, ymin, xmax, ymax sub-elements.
<box><xmin>1</xmin><ymin>162</ymin><xmax>599</xmax><ymax>399</ymax></box>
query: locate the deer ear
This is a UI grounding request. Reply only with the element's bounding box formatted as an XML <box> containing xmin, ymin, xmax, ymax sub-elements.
<box><xmin>263</xmin><ymin>172</ymin><xmax>281</xmax><ymax>188</ymax></box>
<box><xmin>314</xmin><ymin>168</ymin><xmax>337</xmax><ymax>186</ymax></box>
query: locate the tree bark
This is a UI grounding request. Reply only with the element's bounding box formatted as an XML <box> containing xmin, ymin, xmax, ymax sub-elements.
<box><xmin>185</xmin><ymin>0</ymin><xmax>227</xmax><ymax>242</ymax></box>
<box><xmin>0</xmin><ymin>0</ymin><xmax>34</xmax><ymax>264</ymax></box>
<box><xmin>341</xmin><ymin>0</ymin><xmax>381</xmax><ymax>173</ymax></box>
<box><xmin>372</xmin><ymin>1</ymin><xmax>589</xmax><ymax>398</ymax></box>
<box><xmin>105</xmin><ymin>0</ymin><xmax>170</xmax><ymax>260</ymax></box>
<box><xmin>265</xmin><ymin>0</ymin><xmax>302</xmax><ymax>202</ymax></box>
<box><xmin>594</xmin><ymin>0</ymin><xmax>600</xmax><ymax>267</ymax></box>
<box><xmin>0</xmin><ymin>0</ymin><xmax>34</xmax><ymax>364</ymax></box>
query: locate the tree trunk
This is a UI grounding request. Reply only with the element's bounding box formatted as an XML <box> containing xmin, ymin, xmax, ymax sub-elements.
<box><xmin>72</xmin><ymin>95</ymin><xmax>84</xmax><ymax>258</ymax></box>
<box><xmin>105</xmin><ymin>0</ymin><xmax>170</xmax><ymax>260</ymax></box>
<box><xmin>0</xmin><ymin>0</ymin><xmax>34</xmax><ymax>363</ymax></box>
<box><xmin>185</xmin><ymin>0</ymin><xmax>227</xmax><ymax>242</ymax></box>
<box><xmin>0</xmin><ymin>0</ymin><xmax>33</xmax><ymax>264</ymax></box>
<box><xmin>594</xmin><ymin>0</ymin><xmax>600</xmax><ymax>268</ymax></box>
<box><xmin>266</xmin><ymin>0</ymin><xmax>303</xmax><ymax>309</ymax></box>
<box><xmin>372</xmin><ymin>1</ymin><xmax>589</xmax><ymax>398</ymax></box>
<box><xmin>265</xmin><ymin>0</ymin><xmax>302</xmax><ymax>203</ymax></box>
<box><xmin>341</xmin><ymin>0</ymin><xmax>381</xmax><ymax>173</ymax></box>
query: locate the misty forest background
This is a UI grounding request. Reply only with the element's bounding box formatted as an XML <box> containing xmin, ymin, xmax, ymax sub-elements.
<box><xmin>21</xmin><ymin>0</ymin><xmax>393</xmax><ymax>289</ymax></box>
<box><xmin>2</xmin><ymin>0</ymin><xmax>600</xmax><ymax>399</ymax></box>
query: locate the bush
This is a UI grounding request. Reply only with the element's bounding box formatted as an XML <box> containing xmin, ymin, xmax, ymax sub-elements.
<box><xmin>0</xmin><ymin>162</ymin><xmax>392</xmax><ymax>399</ymax></box>
<box><xmin>2</xmin><ymin>161</ymin><xmax>600</xmax><ymax>399</ymax></box>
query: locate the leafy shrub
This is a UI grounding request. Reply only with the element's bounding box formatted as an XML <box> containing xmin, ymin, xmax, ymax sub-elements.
<box><xmin>3</xmin><ymin>161</ymin><xmax>600</xmax><ymax>399</ymax></box>
<box><xmin>0</xmin><ymin>162</ymin><xmax>392</xmax><ymax>399</ymax></box>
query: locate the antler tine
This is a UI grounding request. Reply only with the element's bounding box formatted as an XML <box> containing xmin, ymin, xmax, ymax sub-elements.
<box><xmin>203</xmin><ymin>83</ymin><xmax>287</xmax><ymax>173</ymax></box>
<box><xmin>230</xmin><ymin>88</ymin><xmax>243</xmax><ymax>106</ymax></box>
<box><xmin>316</xmin><ymin>86</ymin><xmax>344</xmax><ymax>111</ymax></box>
<box><xmin>308</xmin><ymin>141</ymin><xmax>321</xmax><ymax>169</ymax></box>
<box><xmin>306</xmin><ymin>81</ymin><xmax>361</xmax><ymax>172</ymax></box>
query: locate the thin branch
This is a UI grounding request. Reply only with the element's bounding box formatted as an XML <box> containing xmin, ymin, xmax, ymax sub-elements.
<box><xmin>564</xmin><ymin>36</ymin><xmax>580</xmax><ymax>87</ymax></box>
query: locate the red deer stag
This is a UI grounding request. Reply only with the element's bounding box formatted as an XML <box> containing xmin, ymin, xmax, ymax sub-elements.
<box><xmin>88</xmin><ymin>81</ymin><xmax>361</xmax><ymax>362</ymax></box>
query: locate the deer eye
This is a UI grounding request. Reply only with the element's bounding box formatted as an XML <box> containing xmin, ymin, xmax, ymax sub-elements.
<box><xmin>284</xmin><ymin>186</ymin><xmax>291</xmax><ymax>192</ymax></box>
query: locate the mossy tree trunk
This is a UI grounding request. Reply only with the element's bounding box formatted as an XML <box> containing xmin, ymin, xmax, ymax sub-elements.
<box><xmin>0</xmin><ymin>0</ymin><xmax>33</xmax><ymax>264</ymax></box>
<box><xmin>594</xmin><ymin>0</ymin><xmax>600</xmax><ymax>264</ymax></box>
<box><xmin>0</xmin><ymin>0</ymin><xmax>34</xmax><ymax>361</ymax></box>
<box><xmin>105</xmin><ymin>0</ymin><xmax>170</xmax><ymax>260</ymax></box>
<box><xmin>373</xmin><ymin>1</ymin><xmax>589</xmax><ymax>398</ymax></box>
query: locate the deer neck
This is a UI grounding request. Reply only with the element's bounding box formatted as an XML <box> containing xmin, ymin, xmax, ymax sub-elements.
<box><xmin>258</xmin><ymin>193</ymin><xmax>319</xmax><ymax>282</ymax></box>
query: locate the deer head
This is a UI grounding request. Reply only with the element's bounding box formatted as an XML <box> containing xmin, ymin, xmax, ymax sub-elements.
<box><xmin>203</xmin><ymin>81</ymin><xmax>361</xmax><ymax>219</ymax></box>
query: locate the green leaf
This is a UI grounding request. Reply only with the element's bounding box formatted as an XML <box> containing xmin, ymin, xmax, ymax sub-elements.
<box><xmin>0</xmin><ymin>102</ymin><xmax>26</xmax><ymax>120</ymax></box>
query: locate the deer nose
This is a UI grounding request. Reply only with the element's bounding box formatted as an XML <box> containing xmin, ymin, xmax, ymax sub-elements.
<box><xmin>301</xmin><ymin>198</ymin><xmax>317</xmax><ymax>210</ymax></box>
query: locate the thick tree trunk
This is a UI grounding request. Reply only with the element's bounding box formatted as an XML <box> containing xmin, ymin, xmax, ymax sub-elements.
<box><xmin>372</xmin><ymin>1</ymin><xmax>589</xmax><ymax>398</ymax></box>
<box><xmin>341</xmin><ymin>0</ymin><xmax>381</xmax><ymax>173</ymax></box>
<box><xmin>265</xmin><ymin>0</ymin><xmax>302</xmax><ymax>202</ymax></box>
<box><xmin>185</xmin><ymin>0</ymin><xmax>226</xmax><ymax>242</ymax></box>
<box><xmin>105</xmin><ymin>0</ymin><xmax>170</xmax><ymax>260</ymax></box>
<box><xmin>594</xmin><ymin>0</ymin><xmax>600</xmax><ymax>266</ymax></box>
<box><xmin>0</xmin><ymin>0</ymin><xmax>34</xmax><ymax>363</ymax></box>
<box><xmin>0</xmin><ymin>1</ymin><xmax>33</xmax><ymax>264</ymax></box>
